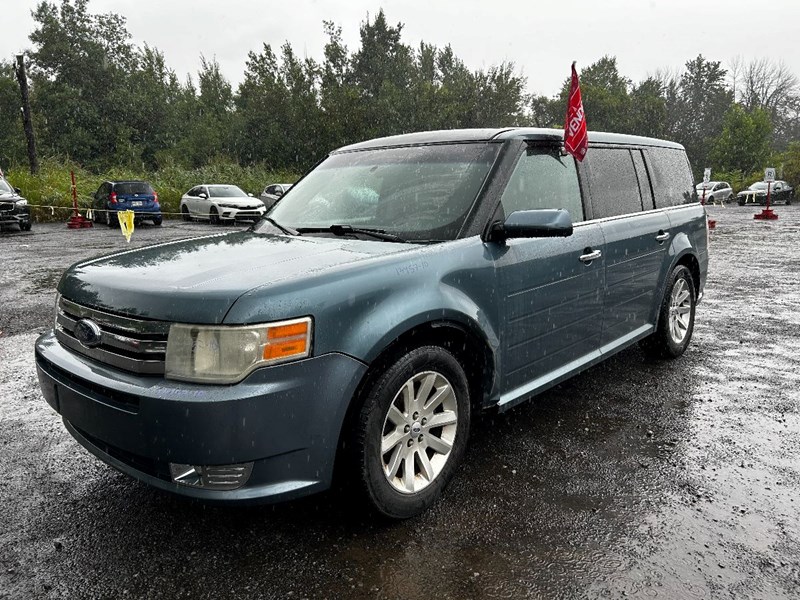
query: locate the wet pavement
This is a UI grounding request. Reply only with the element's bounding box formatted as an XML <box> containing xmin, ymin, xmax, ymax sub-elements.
<box><xmin>1</xmin><ymin>209</ymin><xmax>798</xmax><ymax>599</ymax></box>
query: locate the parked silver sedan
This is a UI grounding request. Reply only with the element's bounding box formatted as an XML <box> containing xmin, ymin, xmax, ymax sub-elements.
<box><xmin>695</xmin><ymin>181</ymin><xmax>733</xmax><ymax>204</ymax></box>
<box><xmin>181</xmin><ymin>184</ymin><xmax>266</xmax><ymax>224</ymax></box>
<box><xmin>260</xmin><ymin>183</ymin><xmax>293</xmax><ymax>210</ymax></box>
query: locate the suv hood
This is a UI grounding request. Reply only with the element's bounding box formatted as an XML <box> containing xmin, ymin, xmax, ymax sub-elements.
<box><xmin>58</xmin><ymin>231</ymin><xmax>410</xmax><ymax>323</ymax></box>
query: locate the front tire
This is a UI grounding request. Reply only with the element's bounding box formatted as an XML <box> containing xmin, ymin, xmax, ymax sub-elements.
<box><xmin>641</xmin><ymin>265</ymin><xmax>696</xmax><ymax>359</ymax></box>
<box><xmin>181</xmin><ymin>205</ymin><xmax>191</xmax><ymax>222</ymax></box>
<box><xmin>353</xmin><ymin>346</ymin><xmax>471</xmax><ymax>519</ymax></box>
<box><xmin>209</xmin><ymin>206</ymin><xmax>220</xmax><ymax>225</ymax></box>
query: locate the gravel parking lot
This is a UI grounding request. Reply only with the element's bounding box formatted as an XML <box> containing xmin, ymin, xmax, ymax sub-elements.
<box><xmin>1</xmin><ymin>208</ymin><xmax>798</xmax><ymax>599</ymax></box>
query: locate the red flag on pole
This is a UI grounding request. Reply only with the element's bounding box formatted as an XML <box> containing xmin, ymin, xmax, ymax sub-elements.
<box><xmin>564</xmin><ymin>62</ymin><xmax>588</xmax><ymax>161</ymax></box>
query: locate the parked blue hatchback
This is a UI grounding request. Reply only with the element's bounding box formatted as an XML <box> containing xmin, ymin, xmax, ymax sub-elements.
<box><xmin>36</xmin><ymin>128</ymin><xmax>708</xmax><ymax>518</ymax></box>
<box><xmin>91</xmin><ymin>180</ymin><xmax>162</xmax><ymax>226</ymax></box>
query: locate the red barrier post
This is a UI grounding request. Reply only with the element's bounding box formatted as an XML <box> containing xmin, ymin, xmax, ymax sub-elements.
<box><xmin>754</xmin><ymin>181</ymin><xmax>778</xmax><ymax>220</ymax></box>
<box><xmin>67</xmin><ymin>170</ymin><xmax>93</xmax><ymax>228</ymax></box>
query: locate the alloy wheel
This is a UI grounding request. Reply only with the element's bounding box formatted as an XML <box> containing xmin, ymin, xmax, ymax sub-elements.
<box><xmin>380</xmin><ymin>371</ymin><xmax>458</xmax><ymax>494</ymax></box>
<box><xmin>668</xmin><ymin>278</ymin><xmax>692</xmax><ymax>344</ymax></box>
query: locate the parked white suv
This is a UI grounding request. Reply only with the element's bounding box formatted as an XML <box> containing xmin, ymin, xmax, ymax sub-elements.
<box><xmin>181</xmin><ymin>185</ymin><xmax>266</xmax><ymax>224</ymax></box>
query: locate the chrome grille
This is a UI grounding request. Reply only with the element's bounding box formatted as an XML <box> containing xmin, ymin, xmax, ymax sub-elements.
<box><xmin>55</xmin><ymin>297</ymin><xmax>169</xmax><ymax>375</ymax></box>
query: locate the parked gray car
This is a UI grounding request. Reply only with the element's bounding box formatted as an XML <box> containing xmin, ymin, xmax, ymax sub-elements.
<box><xmin>259</xmin><ymin>183</ymin><xmax>293</xmax><ymax>210</ymax></box>
<box><xmin>35</xmin><ymin>128</ymin><xmax>708</xmax><ymax>518</ymax></box>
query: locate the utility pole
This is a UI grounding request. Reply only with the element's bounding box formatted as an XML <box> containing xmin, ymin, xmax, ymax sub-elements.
<box><xmin>14</xmin><ymin>54</ymin><xmax>38</xmax><ymax>175</ymax></box>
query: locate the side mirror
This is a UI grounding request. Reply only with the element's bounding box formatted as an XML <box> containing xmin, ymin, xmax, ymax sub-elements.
<box><xmin>486</xmin><ymin>209</ymin><xmax>574</xmax><ymax>243</ymax></box>
<box><xmin>199</xmin><ymin>193</ymin><xmax>208</xmax><ymax>199</ymax></box>
<box><xmin>14</xmin><ymin>187</ymin><xmax>21</xmax><ymax>194</ymax></box>
<box><xmin>247</xmin><ymin>193</ymin><xmax>254</xmax><ymax>197</ymax></box>
<box><xmin>275</xmin><ymin>190</ymin><xmax>284</xmax><ymax>198</ymax></box>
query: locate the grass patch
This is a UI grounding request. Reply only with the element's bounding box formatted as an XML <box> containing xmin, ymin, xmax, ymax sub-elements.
<box><xmin>5</xmin><ymin>158</ymin><xmax>300</xmax><ymax>222</ymax></box>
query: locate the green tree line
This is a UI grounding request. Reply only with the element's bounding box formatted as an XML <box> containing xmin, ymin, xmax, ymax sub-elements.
<box><xmin>1</xmin><ymin>0</ymin><xmax>799</xmax><ymax>192</ymax></box>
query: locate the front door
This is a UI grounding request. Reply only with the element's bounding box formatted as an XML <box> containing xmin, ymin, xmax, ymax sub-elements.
<box><xmin>494</xmin><ymin>146</ymin><xmax>605</xmax><ymax>404</ymax></box>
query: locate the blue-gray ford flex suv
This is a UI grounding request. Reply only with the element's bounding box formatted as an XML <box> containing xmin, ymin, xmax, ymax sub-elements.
<box><xmin>36</xmin><ymin>128</ymin><xmax>708</xmax><ymax>518</ymax></box>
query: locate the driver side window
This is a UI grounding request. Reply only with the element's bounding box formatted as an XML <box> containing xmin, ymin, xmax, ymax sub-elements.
<box><xmin>500</xmin><ymin>148</ymin><xmax>584</xmax><ymax>222</ymax></box>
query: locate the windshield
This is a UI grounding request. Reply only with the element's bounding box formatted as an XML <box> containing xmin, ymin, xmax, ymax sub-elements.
<box><xmin>208</xmin><ymin>185</ymin><xmax>247</xmax><ymax>198</ymax></box>
<box><xmin>749</xmin><ymin>182</ymin><xmax>769</xmax><ymax>190</ymax></box>
<box><xmin>261</xmin><ymin>143</ymin><xmax>500</xmax><ymax>241</ymax></box>
<box><xmin>0</xmin><ymin>179</ymin><xmax>13</xmax><ymax>194</ymax></box>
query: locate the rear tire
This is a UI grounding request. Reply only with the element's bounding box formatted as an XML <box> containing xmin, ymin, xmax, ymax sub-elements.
<box><xmin>351</xmin><ymin>346</ymin><xmax>471</xmax><ymax>519</ymax></box>
<box><xmin>20</xmin><ymin>221</ymin><xmax>32</xmax><ymax>231</ymax></box>
<box><xmin>641</xmin><ymin>265</ymin><xmax>696</xmax><ymax>359</ymax></box>
<box><xmin>107</xmin><ymin>210</ymin><xmax>118</xmax><ymax>227</ymax></box>
<box><xmin>152</xmin><ymin>216</ymin><xmax>163</xmax><ymax>226</ymax></box>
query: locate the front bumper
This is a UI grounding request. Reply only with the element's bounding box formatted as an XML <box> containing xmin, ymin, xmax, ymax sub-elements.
<box><xmin>35</xmin><ymin>330</ymin><xmax>367</xmax><ymax>503</ymax></box>
<box><xmin>0</xmin><ymin>204</ymin><xmax>31</xmax><ymax>225</ymax></box>
<box><xmin>218</xmin><ymin>206</ymin><xmax>266</xmax><ymax>221</ymax></box>
<box><xmin>738</xmin><ymin>194</ymin><xmax>766</xmax><ymax>205</ymax></box>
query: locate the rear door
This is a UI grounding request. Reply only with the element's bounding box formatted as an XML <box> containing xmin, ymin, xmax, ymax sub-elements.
<box><xmin>495</xmin><ymin>145</ymin><xmax>606</xmax><ymax>400</ymax></box>
<box><xmin>584</xmin><ymin>147</ymin><xmax>671</xmax><ymax>346</ymax></box>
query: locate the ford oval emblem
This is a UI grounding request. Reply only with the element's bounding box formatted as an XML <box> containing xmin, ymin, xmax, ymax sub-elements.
<box><xmin>74</xmin><ymin>319</ymin><xmax>103</xmax><ymax>348</ymax></box>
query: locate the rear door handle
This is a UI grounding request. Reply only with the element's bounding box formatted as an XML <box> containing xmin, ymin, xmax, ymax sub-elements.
<box><xmin>655</xmin><ymin>231</ymin><xmax>670</xmax><ymax>242</ymax></box>
<box><xmin>579</xmin><ymin>249</ymin><xmax>602</xmax><ymax>263</ymax></box>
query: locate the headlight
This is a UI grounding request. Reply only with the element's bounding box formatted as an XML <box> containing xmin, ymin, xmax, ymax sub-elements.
<box><xmin>165</xmin><ymin>317</ymin><xmax>312</xmax><ymax>383</ymax></box>
<box><xmin>15</xmin><ymin>198</ymin><xmax>28</xmax><ymax>206</ymax></box>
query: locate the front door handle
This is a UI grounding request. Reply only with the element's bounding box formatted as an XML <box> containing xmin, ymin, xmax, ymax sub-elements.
<box><xmin>655</xmin><ymin>231</ymin><xmax>670</xmax><ymax>242</ymax></box>
<box><xmin>579</xmin><ymin>249</ymin><xmax>602</xmax><ymax>263</ymax></box>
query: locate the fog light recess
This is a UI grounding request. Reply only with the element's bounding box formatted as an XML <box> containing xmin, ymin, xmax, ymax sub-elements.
<box><xmin>169</xmin><ymin>462</ymin><xmax>254</xmax><ymax>490</ymax></box>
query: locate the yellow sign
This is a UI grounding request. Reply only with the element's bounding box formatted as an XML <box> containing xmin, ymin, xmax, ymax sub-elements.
<box><xmin>118</xmin><ymin>210</ymin><xmax>135</xmax><ymax>242</ymax></box>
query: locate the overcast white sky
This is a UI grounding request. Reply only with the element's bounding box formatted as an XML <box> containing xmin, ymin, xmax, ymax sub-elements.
<box><xmin>2</xmin><ymin>0</ymin><xmax>799</xmax><ymax>96</ymax></box>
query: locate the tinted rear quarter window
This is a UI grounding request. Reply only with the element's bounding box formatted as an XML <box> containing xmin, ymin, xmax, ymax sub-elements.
<box><xmin>646</xmin><ymin>147</ymin><xmax>696</xmax><ymax>208</ymax></box>
<box><xmin>585</xmin><ymin>147</ymin><xmax>642</xmax><ymax>218</ymax></box>
<box><xmin>631</xmin><ymin>149</ymin><xmax>654</xmax><ymax>210</ymax></box>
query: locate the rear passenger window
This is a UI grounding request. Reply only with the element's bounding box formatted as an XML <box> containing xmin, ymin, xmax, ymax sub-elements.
<box><xmin>500</xmin><ymin>149</ymin><xmax>584</xmax><ymax>222</ymax></box>
<box><xmin>646</xmin><ymin>147</ymin><xmax>696</xmax><ymax>208</ymax></box>
<box><xmin>586</xmin><ymin>148</ymin><xmax>643</xmax><ymax>218</ymax></box>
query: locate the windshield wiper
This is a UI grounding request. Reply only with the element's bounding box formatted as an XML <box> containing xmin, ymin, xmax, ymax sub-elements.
<box><xmin>261</xmin><ymin>217</ymin><xmax>298</xmax><ymax>236</ymax></box>
<box><xmin>296</xmin><ymin>224</ymin><xmax>405</xmax><ymax>242</ymax></box>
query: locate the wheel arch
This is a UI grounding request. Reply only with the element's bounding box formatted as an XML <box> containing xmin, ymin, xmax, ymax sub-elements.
<box><xmin>333</xmin><ymin>317</ymin><xmax>496</xmax><ymax>486</ymax></box>
<box><xmin>356</xmin><ymin>317</ymin><xmax>496</xmax><ymax>414</ymax></box>
<box><xmin>652</xmin><ymin>250</ymin><xmax>701</xmax><ymax>329</ymax></box>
